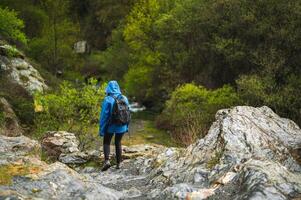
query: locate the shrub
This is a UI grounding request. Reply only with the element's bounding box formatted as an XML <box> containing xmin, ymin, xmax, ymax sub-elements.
<box><xmin>157</xmin><ymin>83</ymin><xmax>241</xmax><ymax>146</ymax></box>
<box><xmin>237</xmin><ymin>74</ymin><xmax>301</xmax><ymax>125</ymax></box>
<box><xmin>34</xmin><ymin>79</ymin><xmax>106</xmax><ymax>149</ymax></box>
<box><xmin>0</xmin><ymin>7</ymin><xmax>27</xmax><ymax>44</ymax></box>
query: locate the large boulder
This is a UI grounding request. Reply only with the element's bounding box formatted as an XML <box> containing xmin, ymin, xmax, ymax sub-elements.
<box><xmin>0</xmin><ymin>97</ymin><xmax>23</xmax><ymax>137</ymax></box>
<box><xmin>142</xmin><ymin>106</ymin><xmax>301</xmax><ymax>199</ymax></box>
<box><xmin>41</xmin><ymin>131</ymin><xmax>89</xmax><ymax>164</ymax></box>
<box><xmin>0</xmin><ymin>134</ymin><xmax>40</xmax><ymax>165</ymax></box>
<box><xmin>86</xmin><ymin>106</ymin><xmax>301</xmax><ymax>200</ymax></box>
<box><xmin>0</xmin><ymin>44</ymin><xmax>48</xmax><ymax>95</ymax></box>
<box><xmin>0</xmin><ymin>134</ymin><xmax>123</xmax><ymax>200</ymax></box>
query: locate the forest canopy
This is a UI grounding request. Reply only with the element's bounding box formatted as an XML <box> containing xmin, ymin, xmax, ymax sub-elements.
<box><xmin>0</xmin><ymin>0</ymin><xmax>300</xmax><ymax>145</ymax></box>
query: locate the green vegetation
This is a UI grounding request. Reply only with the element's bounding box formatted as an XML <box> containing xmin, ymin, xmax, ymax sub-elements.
<box><xmin>157</xmin><ymin>83</ymin><xmax>240</xmax><ymax>145</ymax></box>
<box><xmin>123</xmin><ymin>120</ymin><xmax>178</xmax><ymax>147</ymax></box>
<box><xmin>103</xmin><ymin>0</ymin><xmax>301</xmax><ymax>124</ymax></box>
<box><xmin>0</xmin><ymin>7</ymin><xmax>27</xmax><ymax>44</ymax></box>
<box><xmin>0</xmin><ymin>0</ymin><xmax>300</xmax><ymax>146</ymax></box>
<box><xmin>237</xmin><ymin>74</ymin><xmax>301</xmax><ymax>124</ymax></box>
<box><xmin>34</xmin><ymin>79</ymin><xmax>105</xmax><ymax>149</ymax></box>
<box><xmin>27</xmin><ymin>0</ymin><xmax>80</xmax><ymax>74</ymax></box>
<box><xmin>0</xmin><ymin>44</ymin><xmax>21</xmax><ymax>58</ymax></box>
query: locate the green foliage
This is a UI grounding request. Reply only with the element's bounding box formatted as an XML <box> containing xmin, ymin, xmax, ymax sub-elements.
<box><xmin>125</xmin><ymin>66</ymin><xmax>154</xmax><ymax>101</ymax></box>
<box><xmin>27</xmin><ymin>2</ymin><xmax>80</xmax><ymax>73</ymax></box>
<box><xmin>237</xmin><ymin>74</ymin><xmax>301</xmax><ymax>125</ymax></box>
<box><xmin>0</xmin><ymin>7</ymin><xmax>27</xmax><ymax>44</ymax></box>
<box><xmin>0</xmin><ymin>45</ymin><xmax>20</xmax><ymax>58</ymax></box>
<box><xmin>98</xmin><ymin>0</ymin><xmax>301</xmax><ymax>114</ymax></box>
<box><xmin>121</xmin><ymin>0</ymin><xmax>176</xmax><ymax>105</ymax></box>
<box><xmin>158</xmin><ymin>83</ymin><xmax>240</xmax><ymax>145</ymax></box>
<box><xmin>1</xmin><ymin>0</ymin><xmax>81</xmax><ymax>77</ymax></box>
<box><xmin>99</xmin><ymin>27</ymin><xmax>130</xmax><ymax>81</ymax></box>
<box><xmin>1</xmin><ymin>0</ymin><xmax>300</xmax><ymax>146</ymax></box>
<box><xmin>34</xmin><ymin>79</ymin><xmax>106</xmax><ymax>149</ymax></box>
<box><xmin>0</xmin><ymin>0</ymin><xmax>48</xmax><ymax>38</ymax></box>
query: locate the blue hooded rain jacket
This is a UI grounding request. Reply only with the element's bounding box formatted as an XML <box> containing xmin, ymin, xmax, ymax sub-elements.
<box><xmin>99</xmin><ymin>81</ymin><xmax>129</xmax><ymax>136</ymax></box>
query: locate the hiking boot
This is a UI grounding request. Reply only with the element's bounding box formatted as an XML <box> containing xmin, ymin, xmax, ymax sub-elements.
<box><xmin>101</xmin><ymin>160</ymin><xmax>111</xmax><ymax>171</ymax></box>
<box><xmin>116</xmin><ymin>163</ymin><xmax>120</xmax><ymax>170</ymax></box>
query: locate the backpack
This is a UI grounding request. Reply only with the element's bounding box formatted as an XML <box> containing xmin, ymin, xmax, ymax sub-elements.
<box><xmin>110</xmin><ymin>95</ymin><xmax>131</xmax><ymax>125</ymax></box>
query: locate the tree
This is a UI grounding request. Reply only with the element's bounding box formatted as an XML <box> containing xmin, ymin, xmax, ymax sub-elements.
<box><xmin>0</xmin><ymin>0</ymin><xmax>47</xmax><ymax>39</ymax></box>
<box><xmin>28</xmin><ymin>0</ymin><xmax>80</xmax><ymax>74</ymax></box>
<box><xmin>0</xmin><ymin>7</ymin><xmax>27</xmax><ymax>44</ymax></box>
<box><xmin>69</xmin><ymin>0</ymin><xmax>135</xmax><ymax>50</ymax></box>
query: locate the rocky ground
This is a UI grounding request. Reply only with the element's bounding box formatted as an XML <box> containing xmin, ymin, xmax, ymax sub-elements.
<box><xmin>0</xmin><ymin>106</ymin><xmax>301</xmax><ymax>199</ymax></box>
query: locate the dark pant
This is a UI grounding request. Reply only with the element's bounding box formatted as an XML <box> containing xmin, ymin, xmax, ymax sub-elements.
<box><xmin>103</xmin><ymin>133</ymin><xmax>124</xmax><ymax>164</ymax></box>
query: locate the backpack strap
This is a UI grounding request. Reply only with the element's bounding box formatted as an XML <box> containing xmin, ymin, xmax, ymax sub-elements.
<box><xmin>110</xmin><ymin>94</ymin><xmax>123</xmax><ymax>101</ymax></box>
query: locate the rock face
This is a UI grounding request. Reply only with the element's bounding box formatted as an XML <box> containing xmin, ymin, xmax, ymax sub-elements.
<box><xmin>1</xmin><ymin>106</ymin><xmax>301</xmax><ymax>200</ymax></box>
<box><xmin>0</xmin><ymin>134</ymin><xmax>40</xmax><ymax>166</ymax></box>
<box><xmin>0</xmin><ymin>97</ymin><xmax>23</xmax><ymax>137</ymax></box>
<box><xmin>141</xmin><ymin>106</ymin><xmax>301</xmax><ymax>199</ymax></box>
<box><xmin>0</xmin><ymin>134</ymin><xmax>123</xmax><ymax>200</ymax></box>
<box><xmin>81</xmin><ymin>106</ymin><xmax>301</xmax><ymax>200</ymax></box>
<box><xmin>0</xmin><ymin>44</ymin><xmax>48</xmax><ymax>95</ymax></box>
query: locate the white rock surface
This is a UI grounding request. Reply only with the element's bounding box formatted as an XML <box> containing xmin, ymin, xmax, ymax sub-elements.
<box><xmin>0</xmin><ymin>44</ymin><xmax>48</xmax><ymax>95</ymax></box>
<box><xmin>79</xmin><ymin>106</ymin><xmax>301</xmax><ymax>199</ymax></box>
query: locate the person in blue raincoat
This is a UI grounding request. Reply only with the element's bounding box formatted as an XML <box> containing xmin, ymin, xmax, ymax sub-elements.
<box><xmin>99</xmin><ymin>80</ymin><xmax>129</xmax><ymax>171</ymax></box>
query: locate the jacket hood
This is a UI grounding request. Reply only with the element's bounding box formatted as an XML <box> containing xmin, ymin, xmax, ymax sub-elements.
<box><xmin>105</xmin><ymin>80</ymin><xmax>121</xmax><ymax>95</ymax></box>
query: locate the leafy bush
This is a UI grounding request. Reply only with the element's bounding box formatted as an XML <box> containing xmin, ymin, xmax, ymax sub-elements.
<box><xmin>237</xmin><ymin>74</ymin><xmax>301</xmax><ymax>125</ymax></box>
<box><xmin>0</xmin><ymin>7</ymin><xmax>27</xmax><ymax>44</ymax></box>
<box><xmin>157</xmin><ymin>83</ymin><xmax>241</xmax><ymax>145</ymax></box>
<box><xmin>34</xmin><ymin>79</ymin><xmax>106</xmax><ymax>149</ymax></box>
<box><xmin>124</xmin><ymin>66</ymin><xmax>154</xmax><ymax>102</ymax></box>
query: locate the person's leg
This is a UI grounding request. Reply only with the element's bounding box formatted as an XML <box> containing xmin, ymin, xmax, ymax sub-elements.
<box><xmin>102</xmin><ymin>132</ymin><xmax>113</xmax><ymax>171</ymax></box>
<box><xmin>115</xmin><ymin>133</ymin><xmax>124</xmax><ymax>168</ymax></box>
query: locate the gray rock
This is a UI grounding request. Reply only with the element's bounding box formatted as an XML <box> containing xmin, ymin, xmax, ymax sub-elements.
<box><xmin>123</xmin><ymin>187</ymin><xmax>142</xmax><ymax>198</ymax></box>
<box><xmin>83</xmin><ymin>106</ymin><xmax>300</xmax><ymax>200</ymax></box>
<box><xmin>143</xmin><ymin>106</ymin><xmax>301</xmax><ymax>199</ymax></box>
<box><xmin>0</xmin><ymin>135</ymin><xmax>122</xmax><ymax>200</ymax></box>
<box><xmin>0</xmin><ymin>44</ymin><xmax>47</xmax><ymax>95</ymax></box>
<box><xmin>0</xmin><ymin>162</ymin><xmax>122</xmax><ymax>200</ymax></box>
<box><xmin>59</xmin><ymin>152</ymin><xmax>88</xmax><ymax>164</ymax></box>
<box><xmin>0</xmin><ymin>135</ymin><xmax>40</xmax><ymax>165</ymax></box>
<box><xmin>41</xmin><ymin>131</ymin><xmax>80</xmax><ymax>161</ymax></box>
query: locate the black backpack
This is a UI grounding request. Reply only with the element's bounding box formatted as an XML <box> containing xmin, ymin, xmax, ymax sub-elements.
<box><xmin>110</xmin><ymin>95</ymin><xmax>131</xmax><ymax>125</ymax></box>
